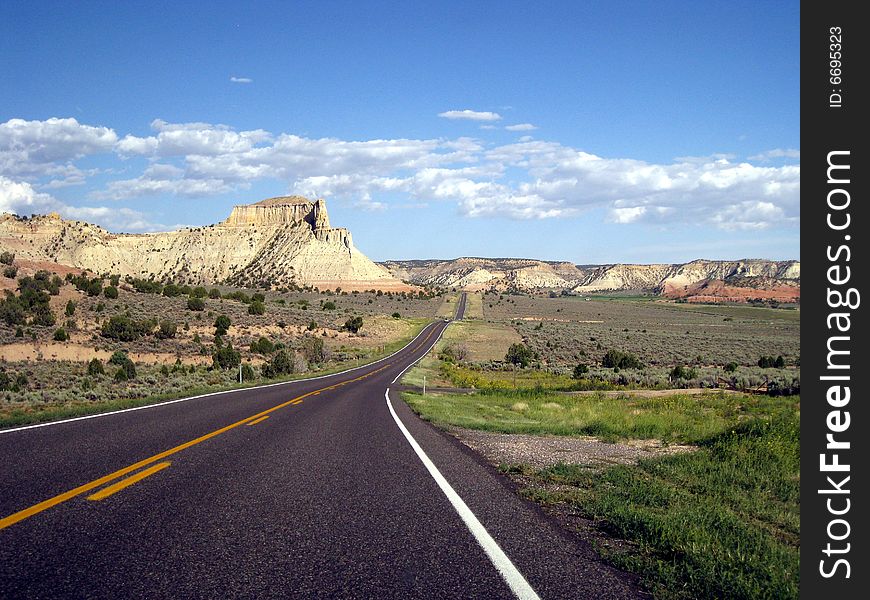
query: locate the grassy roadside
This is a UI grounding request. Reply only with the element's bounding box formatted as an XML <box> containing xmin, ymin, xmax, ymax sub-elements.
<box><xmin>401</xmin><ymin>383</ymin><xmax>800</xmax><ymax>598</ymax></box>
<box><xmin>510</xmin><ymin>415</ymin><xmax>799</xmax><ymax>599</ymax></box>
<box><xmin>402</xmin><ymin>388</ymin><xmax>798</xmax><ymax>443</ymax></box>
<box><xmin>0</xmin><ymin>318</ymin><xmax>430</xmax><ymax>429</ymax></box>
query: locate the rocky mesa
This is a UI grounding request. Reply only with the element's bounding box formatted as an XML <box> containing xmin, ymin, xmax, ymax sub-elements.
<box><xmin>382</xmin><ymin>257</ymin><xmax>800</xmax><ymax>303</ymax></box>
<box><xmin>0</xmin><ymin>196</ymin><xmax>409</xmax><ymax>291</ymax></box>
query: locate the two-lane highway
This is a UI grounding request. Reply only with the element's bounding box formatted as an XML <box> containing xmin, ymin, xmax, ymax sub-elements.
<box><xmin>1</xmin><ymin>293</ymin><xmax>645</xmax><ymax>599</ymax></box>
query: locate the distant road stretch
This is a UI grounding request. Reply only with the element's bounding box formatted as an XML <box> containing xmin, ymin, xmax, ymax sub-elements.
<box><xmin>0</xmin><ymin>291</ymin><xmax>644</xmax><ymax>599</ymax></box>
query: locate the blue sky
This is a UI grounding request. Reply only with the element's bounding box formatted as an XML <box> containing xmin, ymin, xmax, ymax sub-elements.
<box><xmin>0</xmin><ymin>1</ymin><xmax>799</xmax><ymax>264</ymax></box>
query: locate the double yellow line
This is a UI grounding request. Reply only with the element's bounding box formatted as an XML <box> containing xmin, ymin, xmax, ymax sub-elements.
<box><xmin>0</xmin><ymin>323</ymin><xmax>440</xmax><ymax>531</ymax></box>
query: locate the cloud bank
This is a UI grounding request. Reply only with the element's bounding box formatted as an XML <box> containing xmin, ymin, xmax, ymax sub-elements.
<box><xmin>0</xmin><ymin>116</ymin><xmax>800</xmax><ymax>232</ymax></box>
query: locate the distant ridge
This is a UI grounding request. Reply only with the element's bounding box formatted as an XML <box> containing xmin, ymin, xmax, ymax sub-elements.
<box><xmin>381</xmin><ymin>257</ymin><xmax>800</xmax><ymax>303</ymax></box>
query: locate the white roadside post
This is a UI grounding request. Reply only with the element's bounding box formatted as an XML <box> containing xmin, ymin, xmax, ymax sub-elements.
<box><xmin>423</xmin><ymin>375</ymin><xmax>426</xmax><ymax>396</ymax></box>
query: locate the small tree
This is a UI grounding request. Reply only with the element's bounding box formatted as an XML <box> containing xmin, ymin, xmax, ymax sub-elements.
<box><xmin>212</xmin><ymin>340</ymin><xmax>241</xmax><ymax>370</ymax></box>
<box><xmin>86</xmin><ymin>279</ymin><xmax>103</xmax><ymax>297</ymax></box>
<box><xmin>344</xmin><ymin>316</ymin><xmax>363</xmax><ymax>334</ymax></box>
<box><xmin>572</xmin><ymin>364</ymin><xmax>589</xmax><ymax>379</ymax></box>
<box><xmin>157</xmin><ymin>319</ymin><xmax>178</xmax><ymax>339</ymax></box>
<box><xmin>65</xmin><ymin>300</ymin><xmax>77</xmax><ymax>317</ymax></box>
<box><xmin>724</xmin><ymin>362</ymin><xmax>738</xmax><ymax>373</ymax></box>
<box><xmin>208</xmin><ymin>288</ymin><xmax>222</xmax><ymax>299</ymax></box>
<box><xmin>53</xmin><ymin>328</ymin><xmax>69</xmax><ymax>342</ymax></box>
<box><xmin>187</xmin><ymin>297</ymin><xmax>206</xmax><ymax>311</ymax></box>
<box><xmin>0</xmin><ymin>251</ymin><xmax>14</xmax><ymax>265</ymax></box>
<box><xmin>104</xmin><ymin>285</ymin><xmax>119</xmax><ymax>299</ymax></box>
<box><xmin>88</xmin><ymin>358</ymin><xmax>105</xmax><ymax>376</ymax></box>
<box><xmin>108</xmin><ymin>350</ymin><xmax>136</xmax><ymax>379</ymax></box>
<box><xmin>302</xmin><ymin>336</ymin><xmax>327</xmax><ymax>364</ymax></box>
<box><xmin>505</xmin><ymin>343</ymin><xmax>534</xmax><ymax>368</ymax></box>
<box><xmin>248</xmin><ymin>300</ymin><xmax>265</xmax><ymax>315</ymax></box>
<box><xmin>263</xmin><ymin>349</ymin><xmax>294</xmax><ymax>377</ymax></box>
<box><xmin>250</xmin><ymin>337</ymin><xmax>275</xmax><ymax>354</ymax></box>
<box><xmin>214</xmin><ymin>314</ymin><xmax>231</xmax><ymax>336</ymax></box>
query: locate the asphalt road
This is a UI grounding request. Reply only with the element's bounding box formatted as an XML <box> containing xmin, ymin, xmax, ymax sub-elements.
<box><xmin>1</xmin><ymin>292</ymin><xmax>646</xmax><ymax>599</ymax></box>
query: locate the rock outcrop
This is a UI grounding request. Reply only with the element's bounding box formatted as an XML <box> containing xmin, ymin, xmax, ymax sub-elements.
<box><xmin>382</xmin><ymin>257</ymin><xmax>800</xmax><ymax>302</ymax></box>
<box><xmin>0</xmin><ymin>197</ymin><xmax>408</xmax><ymax>290</ymax></box>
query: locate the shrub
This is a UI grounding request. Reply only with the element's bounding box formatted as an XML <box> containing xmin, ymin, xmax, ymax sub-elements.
<box><xmin>392</xmin><ymin>312</ymin><xmax>401</xmax><ymax>318</ymax></box>
<box><xmin>208</xmin><ymin>288</ymin><xmax>221</xmax><ymax>299</ymax></box>
<box><xmin>0</xmin><ymin>297</ymin><xmax>27</xmax><ymax>326</ymax></box>
<box><xmin>307</xmin><ymin>320</ymin><xmax>318</xmax><ymax>331</ymax></box>
<box><xmin>3</xmin><ymin>265</ymin><xmax>17</xmax><ymax>278</ymax></box>
<box><xmin>31</xmin><ymin>304</ymin><xmax>56</xmax><ymax>327</ymax></box>
<box><xmin>214</xmin><ymin>314</ymin><xmax>231</xmax><ymax>336</ymax></box>
<box><xmin>65</xmin><ymin>300</ymin><xmax>77</xmax><ymax>316</ymax></box>
<box><xmin>602</xmin><ymin>349</ymin><xmax>643</xmax><ymax>370</ymax></box>
<box><xmin>109</xmin><ymin>350</ymin><xmax>136</xmax><ymax>379</ymax></box>
<box><xmin>53</xmin><ymin>328</ymin><xmax>69</xmax><ymax>342</ymax></box>
<box><xmin>157</xmin><ymin>319</ymin><xmax>178</xmax><ymax>339</ymax></box>
<box><xmin>247</xmin><ymin>300</ymin><xmax>265</xmax><ymax>315</ymax></box>
<box><xmin>131</xmin><ymin>278</ymin><xmax>163</xmax><ymax>294</ymax></box>
<box><xmin>0</xmin><ymin>251</ymin><xmax>14</xmax><ymax>265</ymax></box>
<box><xmin>669</xmin><ymin>365</ymin><xmax>697</xmax><ymax>380</ymax></box>
<box><xmin>162</xmin><ymin>284</ymin><xmax>183</xmax><ymax>297</ymax></box>
<box><xmin>109</xmin><ymin>274</ymin><xmax>120</xmax><ymax>287</ymax></box>
<box><xmin>505</xmin><ymin>343</ymin><xmax>535</xmax><ymax>368</ymax></box>
<box><xmin>724</xmin><ymin>362</ymin><xmax>738</xmax><ymax>373</ymax></box>
<box><xmin>302</xmin><ymin>336</ymin><xmax>328</xmax><ymax>363</ymax></box>
<box><xmin>758</xmin><ymin>355</ymin><xmax>785</xmax><ymax>369</ymax></box>
<box><xmin>252</xmin><ymin>293</ymin><xmax>265</xmax><ymax>303</ymax></box>
<box><xmin>212</xmin><ymin>340</ymin><xmax>241</xmax><ymax>370</ymax></box>
<box><xmin>86</xmin><ymin>280</ymin><xmax>103</xmax><ymax>297</ymax></box>
<box><xmin>114</xmin><ymin>368</ymin><xmax>129</xmax><ymax>382</ymax></box>
<box><xmin>250</xmin><ymin>337</ymin><xmax>275</xmax><ymax>354</ymax></box>
<box><xmin>88</xmin><ymin>358</ymin><xmax>105</xmax><ymax>376</ymax></box>
<box><xmin>241</xmin><ymin>363</ymin><xmax>256</xmax><ymax>381</ymax></box>
<box><xmin>104</xmin><ymin>285</ymin><xmax>119</xmax><ymax>299</ymax></box>
<box><xmin>262</xmin><ymin>349</ymin><xmax>294</xmax><ymax>378</ymax></box>
<box><xmin>101</xmin><ymin>315</ymin><xmax>141</xmax><ymax>341</ymax></box>
<box><xmin>191</xmin><ymin>286</ymin><xmax>208</xmax><ymax>298</ymax></box>
<box><xmin>572</xmin><ymin>364</ymin><xmax>589</xmax><ymax>379</ymax></box>
<box><xmin>344</xmin><ymin>316</ymin><xmax>363</xmax><ymax>333</ymax></box>
<box><xmin>187</xmin><ymin>297</ymin><xmax>206</xmax><ymax>311</ymax></box>
<box><xmin>322</xmin><ymin>301</ymin><xmax>336</xmax><ymax>310</ymax></box>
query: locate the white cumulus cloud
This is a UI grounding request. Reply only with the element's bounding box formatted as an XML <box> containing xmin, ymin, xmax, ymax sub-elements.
<box><xmin>438</xmin><ymin>110</ymin><xmax>502</xmax><ymax>122</ymax></box>
<box><xmin>505</xmin><ymin>123</ymin><xmax>537</xmax><ymax>131</ymax></box>
<box><xmin>230</xmin><ymin>76</ymin><xmax>253</xmax><ymax>83</ymax></box>
<box><xmin>0</xmin><ymin>117</ymin><xmax>118</xmax><ymax>178</ymax></box>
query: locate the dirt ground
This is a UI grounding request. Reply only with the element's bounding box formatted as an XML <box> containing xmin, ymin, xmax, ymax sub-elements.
<box><xmin>448</xmin><ymin>427</ymin><xmax>695</xmax><ymax>469</ymax></box>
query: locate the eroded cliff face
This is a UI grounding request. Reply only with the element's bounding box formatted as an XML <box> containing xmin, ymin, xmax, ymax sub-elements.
<box><xmin>0</xmin><ymin>197</ymin><xmax>405</xmax><ymax>290</ymax></box>
<box><xmin>381</xmin><ymin>256</ymin><xmax>800</xmax><ymax>302</ymax></box>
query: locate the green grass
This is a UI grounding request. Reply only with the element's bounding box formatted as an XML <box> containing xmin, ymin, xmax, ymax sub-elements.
<box><xmin>402</xmin><ymin>388</ymin><xmax>799</xmax><ymax>443</ymax></box>
<box><xmin>510</xmin><ymin>414</ymin><xmax>800</xmax><ymax>599</ymax></box>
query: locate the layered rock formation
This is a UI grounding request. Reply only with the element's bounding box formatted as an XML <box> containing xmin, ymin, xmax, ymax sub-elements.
<box><xmin>382</xmin><ymin>257</ymin><xmax>800</xmax><ymax>302</ymax></box>
<box><xmin>0</xmin><ymin>197</ymin><xmax>407</xmax><ymax>290</ymax></box>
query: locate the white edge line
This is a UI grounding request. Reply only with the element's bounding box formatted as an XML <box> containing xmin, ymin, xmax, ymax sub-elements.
<box><xmin>385</xmin><ymin>310</ymin><xmax>540</xmax><ymax>600</ymax></box>
<box><xmin>1</xmin><ymin>320</ymin><xmax>442</xmax><ymax>435</ymax></box>
<box><xmin>385</xmin><ymin>388</ymin><xmax>539</xmax><ymax>600</ymax></box>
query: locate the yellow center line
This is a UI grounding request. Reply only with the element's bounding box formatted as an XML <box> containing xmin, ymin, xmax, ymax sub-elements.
<box><xmin>0</xmin><ymin>321</ymin><xmax>441</xmax><ymax>531</ymax></box>
<box><xmin>246</xmin><ymin>415</ymin><xmax>270</xmax><ymax>426</ymax></box>
<box><xmin>87</xmin><ymin>462</ymin><xmax>172</xmax><ymax>501</ymax></box>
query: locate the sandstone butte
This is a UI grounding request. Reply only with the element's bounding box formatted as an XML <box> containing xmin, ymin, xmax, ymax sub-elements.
<box><xmin>0</xmin><ymin>196</ymin><xmax>413</xmax><ymax>292</ymax></box>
